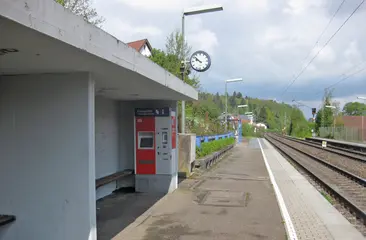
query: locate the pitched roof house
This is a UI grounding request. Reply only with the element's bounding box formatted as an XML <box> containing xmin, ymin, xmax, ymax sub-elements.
<box><xmin>127</xmin><ymin>39</ymin><xmax>152</xmax><ymax>57</ymax></box>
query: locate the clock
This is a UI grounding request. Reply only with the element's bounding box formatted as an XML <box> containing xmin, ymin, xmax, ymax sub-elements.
<box><xmin>189</xmin><ymin>50</ymin><xmax>211</xmax><ymax>72</ymax></box>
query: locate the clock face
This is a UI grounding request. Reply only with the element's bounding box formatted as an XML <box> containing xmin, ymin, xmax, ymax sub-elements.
<box><xmin>189</xmin><ymin>51</ymin><xmax>211</xmax><ymax>72</ymax></box>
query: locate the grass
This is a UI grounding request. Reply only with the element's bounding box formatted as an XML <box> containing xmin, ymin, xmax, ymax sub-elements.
<box><xmin>321</xmin><ymin>191</ymin><xmax>334</xmax><ymax>204</ymax></box>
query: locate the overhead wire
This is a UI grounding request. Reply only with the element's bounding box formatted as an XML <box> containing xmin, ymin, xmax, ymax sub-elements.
<box><xmin>299</xmin><ymin>0</ymin><xmax>347</xmax><ymax>67</ymax></box>
<box><xmin>324</xmin><ymin>64</ymin><xmax>366</xmax><ymax>90</ymax></box>
<box><xmin>313</xmin><ymin>61</ymin><xmax>366</xmax><ymax>96</ymax></box>
<box><xmin>280</xmin><ymin>0</ymin><xmax>365</xmax><ymax>97</ymax></box>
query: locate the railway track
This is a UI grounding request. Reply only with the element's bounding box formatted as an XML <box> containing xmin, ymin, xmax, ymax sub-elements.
<box><xmin>279</xmin><ymin>134</ymin><xmax>366</xmax><ymax>162</ymax></box>
<box><xmin>306</xmin><ymin>138</ymin><xmax>366</xmax><ymax>156</ymax></box>
<box><xmin>265</xmin><ymin>134</ymin><xmax>366</xmax><ymax>224</ymax></box>
<box><xmin>271</xmin><ymin>134</ymin><xmax>366</xmax><ymax>179</ymax></box>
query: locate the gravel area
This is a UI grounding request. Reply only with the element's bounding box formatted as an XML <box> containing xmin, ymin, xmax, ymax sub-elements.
<box><xmin>274</xmin><ymin>135</ymin><xmax>366</xmax><ymax>179</ymax></box>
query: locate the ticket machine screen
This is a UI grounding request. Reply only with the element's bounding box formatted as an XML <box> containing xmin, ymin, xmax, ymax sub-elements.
<box><xmin>138</xmin><ymin>132</ymin><xmax>154</xmax><ymax>149</ymax></box>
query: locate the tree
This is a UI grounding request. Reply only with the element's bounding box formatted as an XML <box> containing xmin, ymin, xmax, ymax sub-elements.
<box><xmin>55</xmin><ymin>0</ymin><xmax>105</xmax><ymax>26</ymax></box>
<box><xmin>343</xmin><ymin>102</ymin><xmax>366</xmax><ymax>116</ymax></box>
<box><xmin>150</xmin><ymin>48</ymin><xmax>199</xmax><ymax>88</ymax></box>
<box><xmin>151</xmin><ymin>30</ymin><xmax>199</xmax><ymax>88</ymax></box>
<box><xmin>288</xmin><ymin>108</ymin><xmax>309</xmax><ymax>137</ymax></box>
<box><xmin>315</xmin><ymin>90</ymin><xmax>334</xmax><ymax>132</ymax></box>
<box><xmin>257</xmin><ymin>107</ymin><xmax>268</xmax><ymax>124</ymax></box>
<box><xmin>165</xmin><ymin>30</ymin><xmax>191</xmax><ymax>62</ymax></box>
<box><xmin>229</xmin><ymin>94</ymin><xmax>237</xmax><ymax>109</ymax></box>
<box><xmin>236</xmin><ymin>92</ymin><xmax>243</xmax><ymax>98</ymax></box>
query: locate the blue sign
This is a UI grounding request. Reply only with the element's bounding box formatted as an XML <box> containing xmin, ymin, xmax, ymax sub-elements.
<box><xmin>135</xmin><ymin>107</ymin><xmax>170</xmax><ymax>117</ymax></box>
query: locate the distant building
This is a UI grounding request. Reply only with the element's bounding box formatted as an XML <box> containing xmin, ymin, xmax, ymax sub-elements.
<box><xmin>342</xmin><ymin>116</ymin><xmax>365</xmax><ymax>141</ymax></box>
<box><xmin>239</xmin><ymin>114</ymin><xmax>253</xmax><ymax>124</ymax></box>
<box><xmin>255</xmin><ymin>122</ymin><xmax>267</xmax><ymax>129</ymax></box>
<box><xmin>127</xmin><ymin>39</ymin><xmax>152</xmax><ymax>57</ymax></box>
<box><xmin>343</xmin><ymin>116</ymin><xmax>362</xmax><ymax>128</ymax></box>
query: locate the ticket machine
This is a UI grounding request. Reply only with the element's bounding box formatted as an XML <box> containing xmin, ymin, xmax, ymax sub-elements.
<box><xmin>134</xmin><ymin>107</ymin><xmax>178</xmax><ymax>193</ymax></box>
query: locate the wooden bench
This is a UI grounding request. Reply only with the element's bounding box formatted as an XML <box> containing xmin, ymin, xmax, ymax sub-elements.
<box><xmin>0</xmin><ymin>215</ymin><xmax>16</xmax><ymax>227</ymax></box>
<box><xmin>95</xmin><ymin>169</ymin><xmax>134</xmax><ymax>189</ymax></box>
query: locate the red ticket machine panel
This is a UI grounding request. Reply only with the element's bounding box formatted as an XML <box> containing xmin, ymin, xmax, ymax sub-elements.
<box><xmin>135</xmin><ymin>116</ymin><xmax>156</xmax><ymax>174</ymax></box>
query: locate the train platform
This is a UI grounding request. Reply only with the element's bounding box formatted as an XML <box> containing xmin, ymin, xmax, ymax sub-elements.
<box><xmin>306</xmin><ymin>137</ymin><xmax>366</xmax><ymax>148</ymax></box>
<box><xmin>100</xmin><ymin>139</ymin><xmax>364</xmax><ymax>240</ymax></box>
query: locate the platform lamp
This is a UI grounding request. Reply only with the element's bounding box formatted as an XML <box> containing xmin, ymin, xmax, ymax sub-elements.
<box><xmin>325</xmin><ymin>105</ymin><xmax>336</xmax><ymax>137</ymax></box>
<box><xmin>357</xmin><ymin>96</ymin><xmax>366</xmax><ymax>141</ymax></box>
<box><xmin>237</xmin><ymin>104</ymin><xmax>248</xmax><ymax>115</ymax></box>
<box><xmin>225</xmin><ymin>78</ymin><xmax>243</xmax><ymax>132</ymax></box>
<box><xmin>181</xmin><ymin>4</ymin><xmax>223</xmax><ymax>134</ymax></box>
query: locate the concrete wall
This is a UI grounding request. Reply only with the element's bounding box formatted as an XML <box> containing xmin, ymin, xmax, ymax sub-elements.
<box><xmin>0</xmin><ymin>73</ymin><xmax>96</xmax><ymax>240</ymax></box>
<box><xmin>95</xmin><ymin>96</ymin><xmax>120</xmax><ymax>200</ymax></box>
<box><xmin>178</xmin><ymin>134</ymin><xmax>196</xmax><ymax>178</ymax></box>
<box><xmin>118</xmin><ymin>101</ymin><xmax>134</xmax><ymax>170</ymax></box>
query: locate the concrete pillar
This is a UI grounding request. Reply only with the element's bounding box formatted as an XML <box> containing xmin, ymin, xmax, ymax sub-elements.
<box><xmin>0</xmin><ymin>73</ymin><xmax>96</xmax><ymax>240</ymax></box>
<box><xmin>95</xmin><ymin>96</ymin><xmax>120</xmax><ymax>200</ymax></box>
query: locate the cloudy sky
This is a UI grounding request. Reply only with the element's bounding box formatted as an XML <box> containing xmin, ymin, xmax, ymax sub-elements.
<box><xmin>94</xmin><ymin>0</ymin><xmax>366</xmax><ymax>118</ymax></box>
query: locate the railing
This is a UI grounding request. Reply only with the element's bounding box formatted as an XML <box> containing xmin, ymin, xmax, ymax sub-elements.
<box><xmin>195</xmin><ymin>132</ymin><xmax>234</xmax><ymax>147</ymax></box>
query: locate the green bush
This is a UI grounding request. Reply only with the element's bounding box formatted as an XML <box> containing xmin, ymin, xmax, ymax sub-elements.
<box><xmin>196</xmin><ymin>137</ymin><xmax>235</xmax><ymax>159</ymax></box>
<box><xmin>241</xmin><ymin>123</ymin><xmax>265</xmax><ymax>138</ymax></box>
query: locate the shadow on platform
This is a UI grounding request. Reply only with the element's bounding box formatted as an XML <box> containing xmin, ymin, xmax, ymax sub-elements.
<box><xmin>96</xmin><ymin>187</ymin><xmax>165</xmax><ymax>240</ymax></box>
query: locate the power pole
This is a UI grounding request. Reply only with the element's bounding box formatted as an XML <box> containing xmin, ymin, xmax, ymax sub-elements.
<box><xmin>284</xmin><ymin>112</ymin><xmax>287</xmax><ymax>128</ymax></box>
<box><xmin>322</xmin><ymin>89</ymin><xmax>327</xmax><ymax>128</ymax></box>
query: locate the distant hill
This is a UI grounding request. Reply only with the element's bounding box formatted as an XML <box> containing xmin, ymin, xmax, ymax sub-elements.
<box><xmin>186</xmin><ymin>91</ymin><xmax>311</xmax><ymax>137</ymax></box>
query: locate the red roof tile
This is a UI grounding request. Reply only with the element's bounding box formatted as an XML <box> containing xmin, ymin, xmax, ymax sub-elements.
<box><xmin>127</xmin><ymin>39</ymin><xmax>152</xmax><ymax>53</ymax></box>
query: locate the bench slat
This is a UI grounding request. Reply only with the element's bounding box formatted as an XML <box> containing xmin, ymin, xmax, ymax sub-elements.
<box><xmin>0</xmin><ymin>215</ymin><xmax>16</xmax><ymax>226</ymax></box>
<box><xmin>95</xmin><ymin>170</ymin><xmax>133</xmax><ymax>189</ymax></box>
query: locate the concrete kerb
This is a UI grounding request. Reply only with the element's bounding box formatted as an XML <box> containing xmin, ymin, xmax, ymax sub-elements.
<box><xmin>195</xmin><ymin>144</ymin><xmax>235</xmax><ymax>170</ymax></box>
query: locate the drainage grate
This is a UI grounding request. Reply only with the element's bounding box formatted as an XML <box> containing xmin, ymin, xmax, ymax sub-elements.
<box><xmin>199</xmin><ymin>191</ymin><xmax>246</xmax><ymax>207</ymax></box>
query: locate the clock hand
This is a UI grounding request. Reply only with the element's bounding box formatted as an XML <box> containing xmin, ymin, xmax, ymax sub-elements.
<box><xmin>194</xmin><ymin>56</ymin><xmax>202</xmax><ymax>63</ymax></box>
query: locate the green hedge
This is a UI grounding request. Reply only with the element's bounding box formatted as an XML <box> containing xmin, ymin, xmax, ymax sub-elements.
<box><xmin>196</xmin><ymin>137</ymin><xmax>235</xmax><ymax>159</ymax></box>
<box><xmin>242</xmin><ymin>123</ymin><xmax>265</xmax><ymax>138</ymax></box>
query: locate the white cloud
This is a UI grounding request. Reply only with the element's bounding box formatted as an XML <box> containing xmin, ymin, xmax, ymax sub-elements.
<box><xmin>343</xmin><ymin>41</ymin><xmax>364</xmax><ymax>65</ymax></box>
<box><xmin>313</xmin><ymin>45</ymin><xmax>336</xmax><ymax>63</ymax></box>
<box><xmin>115</xmin><ymin>0</ymin><xmax>191</xmax><ymax>11</ymax></box>
<box><xmin>94</xmin><ymin>0</ymin><xmax>366</xmax><ymax>105</ymax></box>
<box><xmin>188</xmin><ymin>30</ymin><xmax>219</xmax><ymax>54</ymax></box>
<box><xmin>101</xmin><ymin>18</ymin><xmax>162</xmax><ymax>42</ymax></box>
<box><xmin>235</xmin><ymin>0</ymin><xmax>269</xmax><ymax>12</ymax></box>
<box><xmin>283</xmin><ymin>0</ymin><xmax>326</xmax><ymax>15</ymax></box>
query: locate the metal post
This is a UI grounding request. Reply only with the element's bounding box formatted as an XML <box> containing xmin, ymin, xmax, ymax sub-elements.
<box><xmin>362</xmin><ymin>100</ymin><xmax>365</xmax><ymax>141</ymax></box>
<box><xmin>362</xmin><ymin>112</ymin><xmax>364</xmax><ymax>141</ymax></box>
<box><xmin>284</xmin><ymin>112</ymin><xmax>287</xmax><ymax>128</ymax></box>
<box><xmin>181</xmin><ymin>14</ymin><xmax>185</xmax><ymax>134</ymax></box>
<box><xmin>333</xmin><ymin>109</ymin><xmax>335</xmax><ymax>139</ymax></box>
<box><xmin>225</xmin><ymin>81</ymin><xmax>228</xmax><ymax>132</ymax></box>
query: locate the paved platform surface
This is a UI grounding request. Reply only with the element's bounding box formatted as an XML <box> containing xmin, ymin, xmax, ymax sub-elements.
<box><xmin>259</xmin><ymin>138</ymin><xmax>364</xmax><ymax>240</ymax></box>
<box><xmin>112</xmin><ymin>140</ymin><xmax>286</xmax><ymax>240</ymax></box>
<box><xmin>99</xmin><ymin>138</ymin><xmax>364</xmax><ymax>240</ymax></box>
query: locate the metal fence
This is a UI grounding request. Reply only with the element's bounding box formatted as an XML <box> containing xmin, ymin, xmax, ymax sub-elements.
<box><xmin>319</xmin><ymin>127</ymin><xmax>365</xmax><ymax>143</ymax></box>
<box><xmin>195</xmin><ymin>132</ymin><xmax>235</xmax><ymax>148</ymax></box>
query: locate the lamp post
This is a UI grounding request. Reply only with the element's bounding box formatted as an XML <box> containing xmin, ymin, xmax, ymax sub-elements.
<box><xmin>237</xmin><ymin>104</ymin><xmax>248</xmax><ymax>115</ymax></box>
<box><xmin>225</xmin><ymin>78</ymin><xmax>243</xmax><ymax>132</ymax></box>
<box><xmin>181</xmin><ymin>4</ymin><xmax>223</xmax><ymax>134</ymax></box>
<box><xmin>357</xmin><ymin>96</ymin><xmax>366</xmax><ymax>141</ymax></box>
<box><xmin>325</xmin><ymin>105</ymin><xmax>336</xmax><ymax>137</ymax></box>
